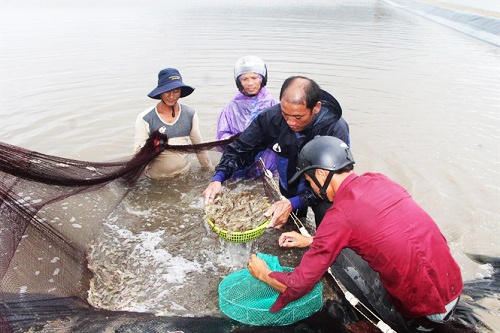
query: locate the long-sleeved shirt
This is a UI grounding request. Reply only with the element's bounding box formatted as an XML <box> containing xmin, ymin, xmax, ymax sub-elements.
<box><xmin>134</xmin><ymin>104</ymin><xmax>213</xmax><ymax>178</ymax></box>
<box><xmin>269</xmin><ymin>172</ymin><xmax>463</xmax><ymax>319</ymax></box>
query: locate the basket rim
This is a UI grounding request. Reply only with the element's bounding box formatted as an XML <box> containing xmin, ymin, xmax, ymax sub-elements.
<box><xmin>206</xmin><ymin>217</ymin><xmax>270</xmax><ymax>236</ymax></box>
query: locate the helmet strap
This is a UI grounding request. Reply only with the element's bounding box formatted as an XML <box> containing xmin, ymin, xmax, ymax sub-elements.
<box><xmin>309</xmin><ymin>170</ymin><xmax>335</xmax><ymax>202</ymax></box>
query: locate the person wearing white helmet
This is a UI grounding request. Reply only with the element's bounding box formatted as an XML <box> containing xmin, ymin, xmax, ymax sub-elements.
<box><xmin>215</xmin><ymin>56</ymin><xmax>279</xmax><ymax>178</ymax></box>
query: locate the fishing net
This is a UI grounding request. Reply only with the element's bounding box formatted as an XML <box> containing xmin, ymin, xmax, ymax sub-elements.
<box><xmin>218</xmin><ymin>253</ymin><xmax>323</xmax><ymax>326</ymax></box>
<box><xmin>0</xmin><ymin>131</ymin><xmax>238</xmax><ymax>332</ymax></box>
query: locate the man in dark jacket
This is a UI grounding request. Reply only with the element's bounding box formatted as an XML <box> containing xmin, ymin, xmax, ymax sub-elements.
<box><xmin>203</xmin><ymin>76</ymin><xmax>350</xmax><ymax>227</ymax></box>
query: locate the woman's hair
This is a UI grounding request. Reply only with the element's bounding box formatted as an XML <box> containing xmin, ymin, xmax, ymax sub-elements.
<box><xmin>279</xmin><ymin>76</ymin><xmax>321</xmax><ymax>110</ymax></box>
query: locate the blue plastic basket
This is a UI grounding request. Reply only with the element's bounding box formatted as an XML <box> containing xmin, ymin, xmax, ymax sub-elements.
<box><xmin>218</xmin><ymin>253</ymin><xmax>323</xmax><ymax>326</ymax></box>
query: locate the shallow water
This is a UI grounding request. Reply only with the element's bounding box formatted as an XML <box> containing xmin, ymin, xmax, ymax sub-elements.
<box><xmin>1</xmin><ymin>0</ymin><xmax>499</xmax><ymax>327</ymax></box>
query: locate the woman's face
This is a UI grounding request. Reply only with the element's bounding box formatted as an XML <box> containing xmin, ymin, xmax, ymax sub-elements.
<box><xmin>160</xmin><ymin>88</ymin><xmax>181</xmax><ymax>106</ymax></box>
<box><xmin>240</xmin><ymin>72</ymin><xmax>262</xmax><ymax>95</ymax></box>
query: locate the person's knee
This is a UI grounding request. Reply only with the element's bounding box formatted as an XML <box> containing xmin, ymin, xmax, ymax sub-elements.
<box><xmin>406</xmin><ymin>318</ymin><xmax>439</xmax><ymax>332</ymax></box>
<box><xmin>406</xmin><ymin>297</ymin><xmax>459</xmax><ymax>333</ymax></box>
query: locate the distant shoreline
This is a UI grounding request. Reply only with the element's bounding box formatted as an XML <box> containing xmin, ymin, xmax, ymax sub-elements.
<box><xmin>385</xmin><ymin>0</ymin><xmax>500</xmax><ymax>46</ymax></box>
<box><xmin>419</xmin><ymin>0</ymin><xmax>500</xmax><ymax>18</ymax></box>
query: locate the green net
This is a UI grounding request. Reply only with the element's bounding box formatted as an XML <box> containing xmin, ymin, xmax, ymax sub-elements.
<box><xmin>218</xmin><ymin>253</ymin><xmax>323</xmax><ymax>326</ymax></box>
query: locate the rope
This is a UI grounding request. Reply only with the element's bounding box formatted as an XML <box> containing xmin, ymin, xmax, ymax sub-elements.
<box><xmin>257</xmin><ymin>158</ymin><xmax>310</xmax><ymax>237</ymax></box>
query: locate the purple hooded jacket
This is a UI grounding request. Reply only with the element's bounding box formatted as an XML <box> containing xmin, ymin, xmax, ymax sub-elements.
<box><xmin>216</xmin><ymin>87</ymin><xmax>278</xmax><ymax>178</ymax></box>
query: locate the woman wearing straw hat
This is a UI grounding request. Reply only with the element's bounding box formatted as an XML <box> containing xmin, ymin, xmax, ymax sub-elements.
<box><xmin>134</xmin><ymin>68</ymin><xmax>214</xmax><ymax>178</ymax></box>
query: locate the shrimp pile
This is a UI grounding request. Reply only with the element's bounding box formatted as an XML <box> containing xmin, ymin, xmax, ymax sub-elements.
<box><xmin>204</xmin><ymin>191</ymin><xmax>269</xmax><ymax>233</ymax></box>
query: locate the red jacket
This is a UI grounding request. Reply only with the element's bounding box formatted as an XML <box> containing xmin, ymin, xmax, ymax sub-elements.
<box><xmin>269</xmin><ymin>172</ymin><xmax>463</xmax><ymax>318</ymax></box>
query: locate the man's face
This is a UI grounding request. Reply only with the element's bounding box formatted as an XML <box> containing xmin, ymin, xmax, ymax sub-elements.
<box><xmin>305</xmin><ymin>171</ymin><xmax>331</xmax><ymax>202</ymax></box>
<box><xmin>280</xmin><ymin>100</ymin><xmax>321</xmax><ymax>132</ymax></box>
<box><xmin>304</xmin><ymin>174</ymin><xmax>318</xmax><ymax>194</ymax></box>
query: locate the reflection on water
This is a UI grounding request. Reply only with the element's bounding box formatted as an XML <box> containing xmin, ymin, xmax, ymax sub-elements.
<box><xmin>1</xmin><ymin>0</ymin><xmax>499</xmax><ymax>328</ymax></box>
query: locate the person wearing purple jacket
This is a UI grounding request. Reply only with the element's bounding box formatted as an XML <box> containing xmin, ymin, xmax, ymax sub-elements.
<box><xmin>216</xmin><ymin>56</ymin><xmax>278</xmax><ymax>179</ymax></box>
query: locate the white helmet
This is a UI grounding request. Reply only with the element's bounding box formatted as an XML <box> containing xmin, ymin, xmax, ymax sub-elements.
<box><xmin>234</xmin><ymin>56</ymin><xmax>268</xmax><ymax>92</ymax></box>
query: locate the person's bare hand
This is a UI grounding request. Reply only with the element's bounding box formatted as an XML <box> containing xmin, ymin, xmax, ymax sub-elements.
<box><xmin>247</xmin><ymin>254</ymin><xmax>271</xmax><ymax>281</ymax></box>
<box><xmin>265</xmin><ymin>199</ymin><xmax>292</xmax><ymax>229</ymax></box>
<box><xmin>247</xmin><ymin>254</ymin><xmax>287</xmax><ymax>293</ymax></box>
<box><xmin>278</xmin><ymin>231</ymin><xmax>313</xmax><ymax>248</ymax></box>
<box><xmin>202</xmin><ymin>181</ymin><xmax>222</xmax><ymax>205</ymax></box>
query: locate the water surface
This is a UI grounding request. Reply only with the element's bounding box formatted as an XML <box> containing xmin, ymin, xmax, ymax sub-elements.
<box><xmin>1</xmin><ymin>0</ymin><xmax>499</xmax><ymax>325</ymax></box>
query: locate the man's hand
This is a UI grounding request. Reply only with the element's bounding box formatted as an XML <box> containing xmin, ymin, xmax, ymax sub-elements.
<box><xmin>247</xmin><ymin>254</ymin><xmax>286</xmax><ymax>293</ymax></box>
<box><xmin>203</xmin><ymin>181</ymin><xmax>222</xmax><ymax>205</ymax></box>
<box><xmin>265</xmin><ymin>199</ymin><xmax>292</xmax><ymax>229</ymax></box>
<box><xmin>278</xmin><ymin>231</ymin><xmax>313</xmax><ymax>248</ymax></box>
<box><xmin>247</xmin><ymin>254</ymin><xmax>272</xmax><ymax>281</ymax></box>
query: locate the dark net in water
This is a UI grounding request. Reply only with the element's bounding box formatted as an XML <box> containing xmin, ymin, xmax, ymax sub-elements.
<box><xmin>0</xmin><ymin>131</ymin><xmax>238</xmax><ymax>332</ymax></box>
<box><xmin>0</xmin><ymin>131</ymin><xmax>494</xmax><ymax>333</ymax></box>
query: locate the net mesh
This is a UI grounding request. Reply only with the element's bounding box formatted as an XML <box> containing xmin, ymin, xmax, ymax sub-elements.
<box><xmin>0</xmin><ymin>131</ymin><xmax>237</xmax><ymax>332</ymax></box>
<box><xmin>218</xmin><ymin>253</ymin><xmax>323</xmax><ymax>326</ymax></box>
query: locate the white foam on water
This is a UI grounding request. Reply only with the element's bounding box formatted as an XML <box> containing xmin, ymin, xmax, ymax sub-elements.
<box><xmin>124</xmin><ymin>204</ymin><xmax>153</xmax><ymax>217</ymax></box>
<box><xmin>88</xmin><ymin>223</ymin><xmax>212</xmax><ymax>315</ymax></box>
<box><xmin>189</xmin><ymin>197</ymin><xmax>204</xmax><ymax>210</ymax></box>
<box><xmin>212</xmin><ymin>241</ymin><xmax>252</xmax><ymax>270</ymax></box>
